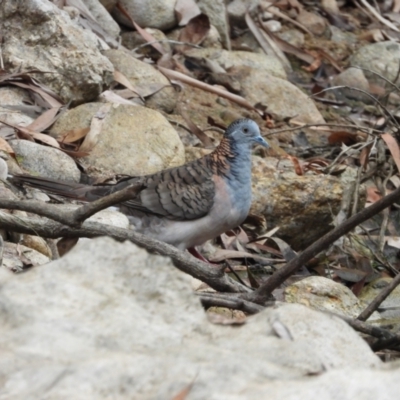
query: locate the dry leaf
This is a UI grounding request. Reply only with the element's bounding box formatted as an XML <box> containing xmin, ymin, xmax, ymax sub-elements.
<box><xmin>79</xmin><ymin>103</ymin><xmax>111</xmax><ymax>152</ymax></box>
<box><xmin>210</xmin><ymin>249</ymin><xmax>274</xmax><ymax>263</ymax></box>
<box><xmin>328</xmin><ymin>131</ymin><xmax>359</xmax><ymax>145</ymax></box>
<box><xmin>245</xmin><ymin>12</ymin><xmax>291</xmax><ymax>72</ymax></box>
<box><xmin>287</xmin><ymin>155</ymin><xmax>304</xmax><ymax>175</ymax></box>
<box><xmin>381</xmin><ymin>133</ymin><xmax>400</xmax><ymax>174</ymax></box>
<box><xmin>113</xmin><ymin>70</ymin><xmax>143</xmax><ymax>99</ymax></box>
<box><xmin>26</xmin><ymin>106</ymin><xmax>61</xmax><ymax>132</ymax></box>
<box><xmin>158</xmin><ymin>66</ymin><xmax>260</xmax><ymax>113</ymax></box>
<box><xmin>116</xmin><ymin>3</ymin><xmax>166</xmax><ymax>55</ymax></box>
<box><xmin>0</xmin><ymin>137</ymin><xmax>15</xmax><ymax>156</ymax></box>
<box><xmin>60</xmin><ymin>127</ymin><xmax>91</xmax><ymax>143</ymax></box>
<box><xmin>366</xmin><ymin>187</ymin><xmax>382</xmax><ymax>203</ymax></box>
<box><xmin>178</xmin><ymin>105</ymin><xmax>214</xmax><ymax>148</ymax></box>
<box><xmin>30</xmin><ymin>132</ymin><xmax>60</xmax><ymax>148</ymax></box>
<box><xmin>177</xmin><ymin>13</ymin><xmax>210</xmax><ymax>50</ymax></box>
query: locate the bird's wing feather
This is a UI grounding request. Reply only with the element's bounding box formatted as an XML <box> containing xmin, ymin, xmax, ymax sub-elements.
<box><xmin>122</xmin><ymin>159</ymin><xmax>216</xmax><ymax>220</ymax></box>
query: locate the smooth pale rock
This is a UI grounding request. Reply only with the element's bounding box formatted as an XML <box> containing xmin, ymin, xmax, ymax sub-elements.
<box><xmin>9</xmin><ymin>140</ymin><xmax>81</xmax><ymax>182</ymax></box>
<box><xmin>122</xmin><ymin>28</ymin><xmax>172</xmax><ymax>54</ymax></box>
<box><xmin>250</xmin><ymin>157</ymin><xmax>341</xmax><ymax>250</ymax></box>
<box><xmin>296</xmin><ymin>9</ymin><xmax>326</xmax><ymax>36</ymax></box>
<box><xmin>0</xmin><ymin>87</ymin><xmax>35</xmax><ymax>128</ymax></box>
<box><xmin>360</xmin><ymin>277</ymin><xmax>400</xmax><ymax>319</ymax></box>
<box><xmin>87</xmin><ymin>208</ymin><xmax>130</xmax><ymax>229</ymax></box>
<box><xmin>0</xmin><ymin>157</ymin><xmax>8</xmax><ymax>181</ymax></box>
<box><xmin>350</xmin><ymin>41</ymin><xmax>400</xmax><ymax>85</ymax></box>
<box><xmin>0</xmin><ymin>0</ymin><xmax>114</xmax><ymax>104</ymax></box>
<box><xmin>239</xmin><ymin>69</ymin><xmax>325</xmax><ymax>124</ymax></box>
<box><xmin>20</xmin><ymin>235</ymin><xmax>52</xmax><ymax>259</ymax></box>
<box><xmin>227</xmin><ymin>0</ymin><xmax>259</xmax><ymax>28</ymax></box>
<box><xmin>61</xmin><ymin>204</ymin><xmax>130</xmax><ymax>229</ymax></box>
<box><xmin>184</xmin><ymin>48</ymin><xmax>287</xmax><ymax>80</ymax></box>
<box><xmin>98</xmin><ymin>0</ymin><xmax>117</xmax><ymax>11</ymax></box>
<box><xmin>81</xmin><ymin>0</ymin><xmax>120</xmax><ymax>39</ymax></box>
<box><xmin>277</xmin><ymin>29</ymin><xmax>305</xmax><ymax>47</ymax></box>
<box><xmin>112</xmin><ymin>0</ymin><xmax>177</xmax><ymax>30</ymax></box>
<box><xmin>197</xmin><ymin>0</ymin><xmax>231</xmax><ymax>50</ymax></box>
<box><xmin>0</xmin><ymin>237</ymin><xmax>388</xmax><ymax>399</ymax></box>
<box><xmin>104</xmin><ymin>49</ymin><xmax>176</xmax><ymax>113</ymax></box>
<box><xmin>284</xmin><ymin>276</ymin><xmax>371</xmax><ymax>319</ymax></box>
<box><xmin>0</xmin><ymin>150</ymin><xmax>23</xmax><ymax>176</ymax></box>
<box><xmin>332</xmin><ymin>67</ymin><xmax>371</xmax><ymax>102</ymax></box>
<box><xmin>50</xmin><ymin>103</ymin><xmax>185</xmax><ymax>177</ymax></box>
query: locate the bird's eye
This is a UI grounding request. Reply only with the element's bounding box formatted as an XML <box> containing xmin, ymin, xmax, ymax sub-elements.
<box><xmin>243</xmin><ymin>128</ymin><xmax>248</xmax><ymax>134</ymax></box>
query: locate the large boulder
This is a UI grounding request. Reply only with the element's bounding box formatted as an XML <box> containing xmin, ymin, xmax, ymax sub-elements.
<box><xmin>0</xmin><ymin>237</ymin><xmax>392</xmax><ymax>399</ymax></box>
<box><xmin>50</xmin><ymin>103</ymin><xmax>185</xmax><ymax>177</ymax></box>
<box><xmin>0</xmin><ymin>0</ymin><xmax>114</xmax><ymax>104</ymax></box>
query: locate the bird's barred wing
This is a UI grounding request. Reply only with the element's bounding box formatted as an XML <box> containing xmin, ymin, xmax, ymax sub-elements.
<box><xmin>122</xmin><ymin>159</ymin><xmax>216</xmax><ymax>220</ymax></box>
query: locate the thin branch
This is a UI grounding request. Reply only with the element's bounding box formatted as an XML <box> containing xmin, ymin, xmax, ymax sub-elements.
<box><xmin>311</xmin><ymin>86</ymin><xmax>400</xmax><ymax>131</ymax></box>
<box><xmin>72</xmin><ymin>183</ymin><xmax>142</xmax><ymax>224</ymax></box>
<box><xmin>242</xmin><ymin>186</ymin><xmax>400</xmax><ymax>304</ymax></box>
<box><xmin>132</xmin><ymin>39</ymin><xmax>202</xmax><ymax>52</ymax></box>
<box><xmin>0</xmin><ymin>183</ymin><xmax>142</xmax><ymax>227</ymax></box>
<box><xmin>198</xmin><ymin>292</ymin><xmax>266</xmax><ymax>314</ymax></box>
<box><xmin>352</xmin><ymin>66</ymin><xmax>400</xmax><ymax>93</ymax></box>
<box><xmin>357</xmin><ymin>272</ymin><xmax>400</xmax><ymax>321</ymax></box>
<box><xmin>265</xmin><ymin>122</ymin><xmax>381</xmax><ymax>137</ymax></box>
<box><xmin>158</xmin><ymin>66</ymin><xmax>260</xmax><ymax>114</ymax></box>
<box><xmin>0</xmin><ymin>211</ymin><xmax>251</xmax><ymax>294</ymax></box>
<box><xmin>359</xmin><ymin>0</ymin><xmax>399</xmax><ymax>31</ymax></box>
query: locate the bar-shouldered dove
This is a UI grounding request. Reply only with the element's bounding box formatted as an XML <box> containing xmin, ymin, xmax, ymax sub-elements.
<box><xmin>10</xmin><ymin>119</ymin><xmax>269</xmax><ymax>254</ymax></box>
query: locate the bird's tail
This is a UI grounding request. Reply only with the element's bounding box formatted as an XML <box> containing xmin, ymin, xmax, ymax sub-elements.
<box><xmin>9</xmin><ymin>174</ymin><xmax>115</xmax><ymax>201</ymax></box>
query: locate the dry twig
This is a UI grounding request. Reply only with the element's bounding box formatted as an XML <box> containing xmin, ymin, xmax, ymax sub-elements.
<box><xmin>0</xmin><ymin>210</ymin><xmax>250</xmax><ymax>294</ymax></box>
<box><xmin>242</xmin><ymin>186</ymin><xmax>400</xmax><ymax>304</ymax></box>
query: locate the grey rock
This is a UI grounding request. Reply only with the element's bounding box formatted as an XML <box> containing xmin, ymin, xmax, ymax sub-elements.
<box><xmin>112</xmin><ymin>0</ymin><xmax>177</xmax><ymax>30</ymax></box>
<box><xmin>0</xmin><ymin>87</ymin><xmax>35</xmax><ymax>128</ymax></box>
<box><xmin>332</xmin><ymin>67</ymin><xmax>371</xmax><ymax>102</ymax></box>
<box><xmin>9</xmin><ymin>140</ymin><xmax>81</xmax><ymax>182</ymax></box>
<box><xmin>49</xmin><ymin>103</ymin><xmax>185</xmax><ymax>177</ymax></box>
<box><xmin>20</xmin><ymin>235</ymin><xmax>53</xmax><ymax>259</ymax></box>
<box><xmin>81</xmin><ymin>0</ymin><xmax>121</xmax><ymax>39</ymax></box>
<box><xmin>98</xmin><ymin>0</ymin><xmax>117</xmax><ymax>11</ymax></box>
<box><xmin>251</xmin><ymin>157</ymin><xmax>341</xmax><ymax>250</ymax></box>
<box><xmin>240</xmin><ymin>70</ymin><xmax>324</xmax><ymax>124</ymax></box>
<box><xmin>350</xmin><ymin>41</ymin><xmax>400</xmax><ymax>86</ymax></box>
<box><xmin>0</xmin><ymin>236</ymin><xmax>389</xmax><ymax>399</ymax></box>
<box><xmin>360</xmin><ymin>277</ymin><xmax>400</xmax><ymax>320</ymax></box>
<box><xmin>122</xmin><ymin>28</ymin><xmax>172</xmax><ymax>54</ymax></box>
<box><xmin>263</xmin><ymin>19</ymin><xmax>282</xmax><ymax>32</ymax></box>
<box><xmin>201</xmin><ymin>24</ymin><xmax>223</xmax><ymax>49</ymax></box>
<box><xmin>277</xmin><ymin>29</ymin><xmax>305</xmax><ymax>47</ymax></box>
<box><xmin>197</xmin><ymin>0</ymin><xmax>231</xmax><ymax>50</ymax></box>
<box><xmin>227</xmin><ymin>0</ymin><xmax>259</xmax><ymax>28</ymax></box>
<box><xmin>0</xmin><ymin>0</ymin><xmax>114</xmax><ymax>105</ymax></box>
<box><xmin>63</xmin><ymin>204</ymin><xmax>130</xmax><ymax>229</ymax></box>
<box><xmin>104</xmin><ymin>49</ymin><xmax>177</xmax><ymax>113</ymax></box>
<box><xmin>330</xmin><ymin>25</ymin><xmax>358</xmax><ymax>45</ymax></box>
<box><xmin>0</xmin><ymin>157</ymin><xmax>8</xmax><ymax>180</ymax></box>
<box><xmin>296</xmin><ymin>9</ymin><xmax>326</xmax><ymax>36</ymax></box>
<box><xmin>284</xmin><ymin>276</ymin><xmax>379</xmax><ymax>319</ymax></box>
<box><xmin>184</xmin><ymin>48</ymin><xmax>287</xmax><ymax>80</ymax></box>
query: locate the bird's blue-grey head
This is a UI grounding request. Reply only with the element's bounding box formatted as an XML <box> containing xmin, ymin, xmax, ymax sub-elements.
<box><xmin>225</xmin><ymin>119</ymin><xmax>269</xmax><ymax>148</ymax></box>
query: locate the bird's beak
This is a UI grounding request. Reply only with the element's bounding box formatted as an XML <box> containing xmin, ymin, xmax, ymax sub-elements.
<box><xmin>254</xmin><ymin>136</ymin><xmax>269</xmax><ymax>148</ymax></box>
